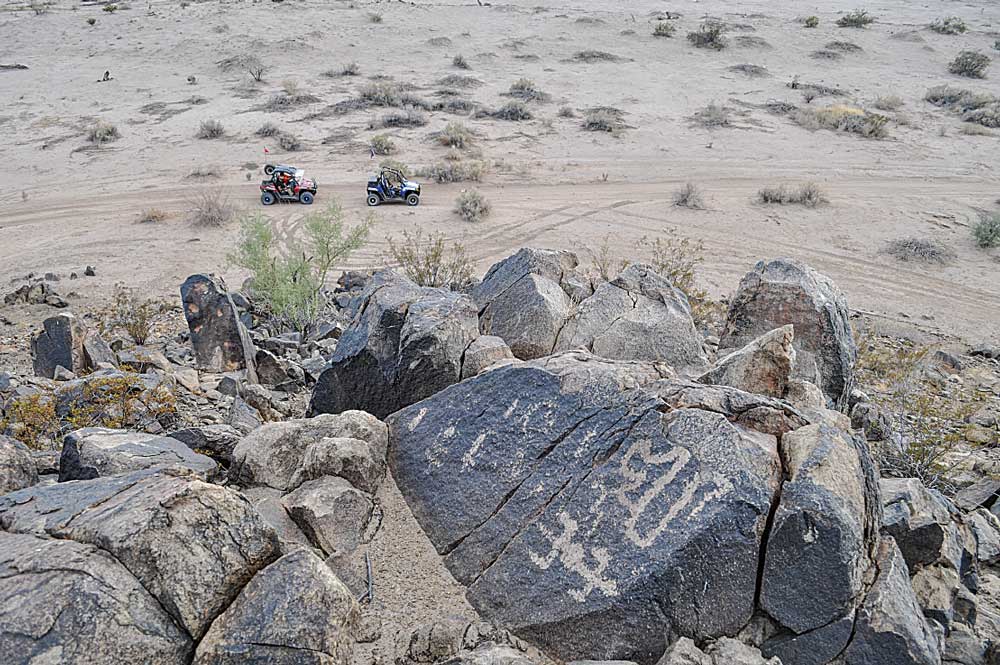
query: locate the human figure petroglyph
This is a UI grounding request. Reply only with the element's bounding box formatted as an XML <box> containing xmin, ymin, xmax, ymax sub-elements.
<box><xmin>528</xmin><ymin>512</ymin><xmax>619</xmax><ymax>602</ymax></box>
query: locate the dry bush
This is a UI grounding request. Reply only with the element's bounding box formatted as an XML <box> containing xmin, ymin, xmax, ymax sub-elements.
<box><xmin>507</xmin><ymin>78</ymin><xmax>548</xmax><ymax>101</ymax></box>
<box><xmin>360</xmin><ymin>80</ymin><xmax>409</xmax><ymax>107</ymax></box>
<box><xmin>438</xmin><ymin>74</ymin><xmax>482</xmax><ymax>88</ymax></box>
<box><xmin>733</xmin><ymin>35</ymin><xmax>772</xmax><ymax>49</ymax></box>
<box><xmin>826</xmin><ymin>40</ymin><xmax>863</xmax><ymax>53</ymax></box>
<box><xmin>582</xmin><ymin>108</ymin><xmax>623</xmax><ymax>134</ymax></box>
<box><xmin>757</xmin><ymin>182</ymin><xmax>828</xmax><ymax>207</ymax></box>
<box><xmin>379</xmin><ymin>159</ymin><xmax>410</xmax><ymax>176</ymax></box>
<box><xmin>959</xmin><ymin>123</ymin><xmax>994</xmax><ymax>136</ymax></box>
<box><xmin>322</xmin><ymin>62</ymin><xmax>360</xmax><ymax>77</ymax></box>
<box><xmin>811</xmin><ymin>50</ymin><xmax>842</xmax><ymax>61</ymax></box>
<box><xmin>246</xmin><ymin>56</ymin><xmax>267</xmax><ymax>83</ymax></box>
<box><xmin>804</xmin><ymin>16</ymin><xmax>819</xmax><ymax>28</ymax></box>
<box><xmin>795</xmin><ymin>105</ymin><xmax>889</xmax><ymax>138</ymax></box>
<box><xmin>65</xmin><ymin>374</ymin><xmax>177</xmax><ymax>433</ymax></box>
<box><xmin>962</xmin><ymin>104</ymin><xmax>1000</xmax><ymax>127</ymax></box>
<box><xmin>874</xmin><ymin>95</ymin><xmax>904</xmax><ymax>111</ymax></box>
<box><xmin>87</xmin><ymin>120</ymin><xmax>120</xmax><ymax>145</ymax></box>
<box><xmin>729</xmin><ymin>63</ymin><xmax>769</xmax><ymax>77</ymax></box>
<box><xmin>836</xmin><ymin>9</ymin><xmax>875</xmax><ymax>28</ymax></box>
<box><xmin>255</xmin><ymin>121</ymin><xmax>280</xmax><ymax>137</ymax></box>
<box><xmin>264</xmin><ymin>83</ymin><xmax>321</xmax><ymax>112</ymax></box>
<box><xmin>687</xmin><ymin>22</ymin><xmax>727</xmax><ymax>50</ymax></box>
<box><xmin>190</xmin><ymin>189</ymin><xmax>234</xmax><ymax>227</ymax></box>
<box><xmin>653</xmin><ymin>21</ymin><xmax>676</xmax><ymax>37</ymax></box>
<box><xmin>188</xmin><ymin>165</ymin><xmax>220</xmax><ymax>179</ymax></box>
<box><xmin>949</xmin><ymin>51</ymin><xmax>990</xmax><ymax>79</ymax></box>
<box><xmin>455</xmin><ymin>189</ymin><xmax>491</xmax><ymax>223</ymax></box>
<box><xmin>385</xmin><ymin>229</ymin><xmax>474</xmax><ymax>288</ymax></box>
<box><xmin>277</xmin><ymin>132</ymin><xmax>301</xmax><ymax>151</ymax></box>
<box><xmin>370</xmin><ymin>134</ymin><xmax>396</xmax><ymax>155</ymax></box>
<box><xmin>378</xmin><ymin>109</ymin><xmax>428</xmax><ymax>128</ymax></box>
<box><xmin>492</xmin><ymin>101</ymin><xmax>532</xmax><ymax>121</ymax></box>
<box><xmin>30</xmin><ymin>0</ymin><xmax>50</xmax><ymax>14</ymax></box>
<box><xmin>417</xmin><ymin>160</ymin><xmax>486</xmax><ymax>183</ymax></box>
<box><xmin>437</xmin><ymin>121</ymin><xmax>474</xmax><ymax>148</ymax></box>
<box><xmin>367</xmin><ymin>11</ymin><xmax>382</xmax><ymax>23</ymax></box>
<box><xmin>672</xmin><ymin>182</ymin><xmax>704</xmax><ymax>209</ymax></box>
<box><xmin>197</xmin><ymin>119</ymin><xmax>225</xmax><ymax>139</ymax></box>
<box><xmin>572</xmin><ymin>50</ymin><xmax>621</xmax><ymax>62</ymax></box>
<box><xmin>452</xmin><ymin>54</ymin><xmax>470</xmax><ymax>69</ymax></box>
<box><xmin>692</xmin><ymin>102</ymin><xmax>730</xmax><ymax>127</ymax></box>
<box><xmin>138</xmin><ymin>208</ymin><xmax>167</xmax><ymax>224</ymax></box>
<box><xmin>930</xmin><ymin>16</ymin><xmax>967</xmax><ymax>35</ymax></box>
<box><xmin>973</xmin><ymin>212</ymin><xmax>1000</xmax><ymax>248</ymax></box>
<box><xmin>641</xmin><ymin>232</ymin><xmax>724</xmax><ymax>329</ymax></box>
<box><xmin>558</xmin><ymin>106</ymin><xmax>576</xmax><ymax>118</ymax></box>
<box><xmin>585</xmin><ymin>235</ymin><xmax>629</xmax><ymax>281</ymax></box>
<box><xmin>108</xmin><ymin>284</ymin><xmax>160</xmax><ymax>345</ymax></box>
<box><xmin>882</xmin><ymin>237</ymin><xmax>955</xmax><ymax>264</ymax></box>
<box><xmin>925</xmin><ymin>85</ymin><xmax>1000</xmax><ymax>127</ymax></box>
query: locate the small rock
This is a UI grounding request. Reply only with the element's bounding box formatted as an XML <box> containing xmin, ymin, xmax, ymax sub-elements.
<box><xmin>84</xmin><ymin>265</ymin><xmax>96</xmax><ymax>276</ymax></box>
<box><xmin>52</xmin><ymin>365</ymin><xmax>76</xmax><ymax>381</ymax></box>
<box><xmin>954</xmin><ymin>478</ymin><xmax>1000</xmax><ymax>512</ymax></box>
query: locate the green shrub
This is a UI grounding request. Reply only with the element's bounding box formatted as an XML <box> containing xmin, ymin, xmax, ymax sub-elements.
<box><xmin>836</xmin><ymin>9</ymin><xmax>874</xmax><ymax>28</ymax></box>
<box><xmin>455</xmin><ymin>189</ymin><xmax>491</xmax><ymax>222</ymax></box>
<box><xmin>973</xmin><ymin>212</ymin><xmax>1000</xmax><ymax>248</ymax></box>
<box><xmin>687</xmin><ymin>21</ymin><xmax>726</xmax><ymax>49</ymax></box>
<box><xmin>385</xmin><ymin>229</ymin><xmax>474</xmax><ymax>288</ymax></box>
<box><xmin>929</xmin><ymin>16</ymin><xmax>966</xmax><ymax>35</ymax></box>
<box><xmin>949</xmin><ymin>51</ymin><xmax>990</xmax><ymax>79</ymax></box>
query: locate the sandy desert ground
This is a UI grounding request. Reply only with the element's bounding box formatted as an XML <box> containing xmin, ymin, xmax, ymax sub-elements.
<box><xmin>1</xmin><ymin>0</ymin><xmax>999</xmax><ymax>346</ymax></box>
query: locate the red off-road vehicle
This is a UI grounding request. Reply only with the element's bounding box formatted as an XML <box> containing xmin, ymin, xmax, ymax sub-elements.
<box><xmin>260</xmin><ymin>164</ymin><xmax>317</xmax><ymax>205</ymax></box>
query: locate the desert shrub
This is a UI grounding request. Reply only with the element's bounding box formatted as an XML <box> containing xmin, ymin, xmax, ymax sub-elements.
<box><xmin>370</xmin><ymin>134</ymin><xmax>396</xmax><ymax>155</ymax></box>
<box><xmin>245</xmin><ymin>56</ymin><xmax>267</xmax><ymax>82</ymax></box>
<box><xmin>795</xmin><ymin>105</ymin><xmax>889</xmax><ymax>138</ymax></box>
<box><xmin>572</xmin><ymin>50</ymin><xmax>621</xmax><ymax>62</ymax></box>
<box><xmin>378</xmin><ymin>109</ymin><xmax>428</xmax><ymax>128</ymax></box>
<box><xmin>925</xmin><ymin>85</ymin><xmax>995</xmax><ymax>111</ymax></box>
<box><xmin>455</xmin><ymin>189</ymin><xmax>491</xmax><ymax>222</ymax></box>
<box><xmin>962</xmin><ymin>103</ymin><xmax>1000</xmax><ymax>127</ymax></box>
<box><xmin>438</xmin><ymin>74</ymin><xmax>482</xmax><ymax>88</ymax></box>
<box><xmin>379</xmin><ymin>159</ymin><xmax>410</xmax><ymax>176</ymax></box>
<box><xmin>0</xmin><ymin>392</ymin><xmax>60</xmax><ymax>450</ymax></box>
<box><xmin>65</xmin><ymin>374</ymin><xmax>177</xmax><ymax>433</ymax></box>
<box><xmin>882</xmin><ymin>237</ymin><xmax>955</xmax><ymax>263</ymax></box>
<box><xmin>256</xmin><ymin>121</ymin><xmax>280</xmax><ymax>137</ymax></box>
<box><xmin>672</xmin><ymin>182</ymin><xmax>704</xmax><ymax>209</ymax></box>
<box><xmin>188</xmin><ymin>165</ymin><xmax>220</xmax><ymax>179</ymax></box>
<box><xmin>229</xmin><ymin>202</ymin><xmax>371</xmax><ymax>332</ymax></box>
<box><xmin>729</xmin><ymin>63</ymin><xmax>769</xmax><ymax>77</ymax></box>
<box><xmin>973</xmin><ymin>212</ymin><xmax>1000</xmax><ymax>248</ymax></box>
<box><xmin>583</xmin><ymin>108</ymin><xmax>623</xmax><ymax>134</ymax></box>
<box><xmin>949</xmin><ymin>51</ymin><xmax>990</xmax><ymax>79</ymax></box>
<box><xmin>803</xmin><ymin>16</ymin><xmax>819</xmax><ymax>28</ymax></box>
<box><xmin>30</xmin><ymin>0</ymin><xmax>50</xmax><ymax>15</ymax></box>
<box><xmin>585</xmin><ymin>235</ymin><xmax>629</xmax><ymax>281</ymax></box>
<box><xmin>687</xmin><ymin>22</ymin><xmax>726</xmax><ymax>50</ymax></box>
<box><xmin>692</xmin><ymin>102</ymin><xmax>730</xmax><ymax>127</ymax></box>
<box><xmin>417</xmin><ymin>160</ymin><xmax>485</xmax><ymax>183</ymax></box>
<box><xmin>492</xmin><ymin>101</ymin><xmax>532</xmax><ymax>121</ymax></box>
<box><xmin>811</xmin><ymin>50</ymin><xmax>842</xmax><ymax>61</ymax></box>
<box><xmin>558</xmin><ymin>106</ymin><xmax>576</xmax><ymax>118</ymax></box>
<box><xmin>360</xmin><ymin>81</ymin><xmax>408</xmax><ymax>107</ymax></box>
<box><xmin>874</xmin><ymin>95</ymin><xmax>904</xmax><ymax>111</ymax></box>
<box><xmin>507</xmin><ymin>78</ymin><xmax>548</xmax><ymax>101</ymax></box>
<box><xmin>197</xmin><ymin>119</ymin><xmax>225</xmax><ymax>139</ymax></box>
<box><xmin>190</xmin><ymin>189</ymin><xmax>234</xmax><ymax>227</ymax></box>
<box><xmin>138</xmin><ymin>208</ymin><xmax>167</xmax><ymax>224</ymax></box>
<box><xmin>385</xmin><ymin>229</ymin><xmax>474</xmax><ymax>288</ymax></box>
<box><xmin>437</xmin><ymin>121</ymin><xmax>474</xmax><ymax>148</ymax></box>
<box><xmin>959</xmin><ymin>123</ymin><xmax>993</xmax><ymax>136</ymax></box>
<box><xmin>930</xmin><ymin>16</ymin><xmax>967</xmax><ymax>35</ymax></box>
<box><xmin>452</xmin><ymin>54</ymin><xmax>470</xmax><ymax>69</ymax></box>
<box><xmin>107</xmin><ymin>284</ymin><xmax>160</xmax><ymax>345</ymax></box>
<box><xmin>87</xmin><ymin>120</ymin><xmax>120</xmax><ymax>145</ymax></box>
<box><xmin>103</xmin><ymin>3</ymin><xmax>118</xmax><ymax>12</ymax></box>
<box><xmin>836</xmin><ymin>9</ymin><xmax>874</xmax><ymax>28</ymax></box>
<box><xmin>826</xmin><ymin>40</ymin><xmax>863</xmax><ymax>53</ymax></box>
<box><xmin>368</xmin><ymin>11</ymin><xmax>382</xmax><ymax>23</ymax></box>
<box><xmin>277</xmin><ymin>132</ymin><xmax>301</xmax><ymax>151</ymax></box>
<box><xmin>641</xmin><ymin>232</ymin><xmax>723</xmax><ymax>328</ymax></box>
<box><xmin>756</xmin><ymin>182</ymin><xmax>828</xmax><ymax>207</ymax></box>
<box><xmin>653</xmin><ymin>21</ymin><xmax>676</xmax><ymax>37</ymax></box>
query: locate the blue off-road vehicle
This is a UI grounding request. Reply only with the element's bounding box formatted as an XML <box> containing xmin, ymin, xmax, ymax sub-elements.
<box><xmin>367</xmin><ymin>167</ymin><xmax>421</xmax><ymax>207</ymax></box>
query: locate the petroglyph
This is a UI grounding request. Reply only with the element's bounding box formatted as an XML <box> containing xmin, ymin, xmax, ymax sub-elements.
<box><xmin>528</xmin><ymin>511</ymin><xmax>619</xmax><ymax>602</ymax></box>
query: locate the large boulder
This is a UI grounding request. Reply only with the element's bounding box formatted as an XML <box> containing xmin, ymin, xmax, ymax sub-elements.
<box><xmin>472</xmin><ymin>248</ymin><xmax>582</xmax><ymax>310</ymax></box>
<box><xmin>310</xmin><ymin>271</ymin><xmax>480</xmax><ymax>419</ymax></box>
<box><xmin>0</xmin><ymin>468</ymin><xmax>280</xmax><ymax>640</ymax></box>
<box><xmin>181</xmin><ymin>274</ymin><xmax>258</xmax><ymax>380</ymax></box>
<box><xmin>760</xmin><ymin>423</ymin><xmax>882</xmax><ymax>633</ymax></box>
<box><xmin>0</xmin><ymin>531</ymin><xmax>193</xmax><ymax>664</ymax></box>
<box><xmin>697</xmin><ymin>325</ymin><xmax>795</xmax><ymax>398</ymax></box>
<box><xmin>0</xmin><ymin>434</ymin><xmax>38</xmax><ymax>494</ymax></box>
<box><xmin>193</xmin><ymin>549</ymin><xmax>358</xmax><ymax>664</ymax></box>
<box><xmin>554</xmin><ymin>264</ymin><xmax>707</xmax><ymax>370</ymax></box>
<box><xmin>719</xmin><ymin>259</ymin><xmax>856</xmax><ymax>410</ymax></box>
<box><xmin>59</xmin><ymin>427</ymin><xmax>218</xmax><ymax>481</ymax></box>
<box><xmin>481</xmin><ymin>272</ymin><xmax>573</xmax><ymax>360</ymax></box>
<box><xmin>388</xmin><ymin>351</ymin><xmax>782</xmax><ymax>663</ymax></box>
<box><xmin>30</xmin><ymin>312</ymin><xmax>86</xmax><ymax>378</ymax></box>
<box><xmin>461</xmin><ymin>334</ymin><xmax>515</xmax><ymax>380</ymax></box>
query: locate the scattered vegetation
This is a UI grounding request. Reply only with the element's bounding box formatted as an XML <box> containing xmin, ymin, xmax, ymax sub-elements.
<box><xmin>255</xmin><ymin>121</ymin><xmax>280</xmax><ymax>137</ymax></box>
<box><xmin>367</xmin><ymin>11</ymin><xmax>382</xmax><ymax>23</ymax></box>
<box><xmin>138</xmin><ymin>208</ymin><xmax>167</xmax><ymax>224</ymax></box>
<box><xmin>692</xmin><ymin>102</ymin><xmax>731</xmax><ymax>128</ymax></box>
<box><xmin>836</xmin><ymin>9</ymin><xmax>875</xmax><ymax>28</ymax></box>
<box><xmin>190</xmin><ymin>189</ymin><xmax>234</xmax><ymax>227</ymax></box>
<box><xmin>417</xmin><ymin>160</ymin><xmax>486</xmax><ymax>183</ymax></box>
<box><xmin>437</xmin><ymin>74</ymin><xmax>482</xmax><ymax>88</ymax></box>
<box><xmin>882</xmin><ymin>237</ymin><xmax>955</xmax><ymax>264</ymax></box>
<box><xmin>507</xmin><ymin>78</ymin><xmax>548</xmax><ymax>102</ymax></box>
<box><xmin>558</xmin><ymin>106</ymin><xmax>576</xmax><ymax>118</ymax></box>
<box><xmin>491</xmin><ymin>100</ymin><xmax>533</xmax><ymax>121</ymax></box>
<box><xmin>107</xmin><ymin>285</ymin><xmax>160</xmax><ymax>345</ymax></box>
<box><xmin>826</xmin><ymin>40</ymin><xmax>863</xmax><ymax>53</ymax></box>
<box><xmin>756</xmin><ymin>182</ymin><xmax>828</xmax><ymax>207</ymax></box>
<box><xmin>452</xmin><ymin>54</ymin><xmax>470</xmax><ymax>69</ymax></box>
<box><xmin>377</xmin><ymin>109</ymin><xmax>428</xmax><ymax>128</ymax></box>
<box><xmin>436</xmin><ymin>121</ymin><xmax>474</xmax><ymax>148</ymax></box>
<box><xmin>196</xmin><ymin>119</ymin><xmax>225</xmax><ymax>139</ymax></box>
<box><xmin>672</xmin><ymin>182</ymin><xmax>705</xmax><ymax>209</ymax></box>
<box><xmin>925</xmin><ymin>85</ymin><xmax>1000</xmax><ymax>127</ymax></box>
<box><xmin>582</xmin><ymin>108</ymin><xmax>624</xmax><ymax>134</ymax></box>
<box><xmin>229</xmin><ymin>201</ymin><xmax>372</xmax><ymax>332</ymax></box>
<box><xmin>973</xmin><ymin>212</ymin><xmax>1000</xmax><ymax>248</ymax></box>
<box><xmin>385</xmin><ymin>229</ymin><xmax>474</xmax><ymax>288</ymax></box>
<box><xmin>572</xmin><ymin>50</ymin><xmax>621</xmax><ymax>63</ymax></box>
<box><xmin>794</xmin><ymin>105</ymin><xmax>890</xmax><ymax>138</ymax></box>
<box><xmin>455</xmin><ymin>189</ymin><xmax>491</xmax><ymax>223</ymax></box>
<box><xmin>873</xmin><ymin>95</ymin><xmax>904</xmax><ymax>111</ymax></box>
<box><xmin>653</xmin><ymin>21</ymin><xmax>676</xmax><ymax>38</ymax></box>
<box><xmin>370</xmin><ymin>134</ymin><xmax>396</xmax><ymax>155</ymax></box>
<box><xmin>188</xmin><ymin>165</ymin><xmax>220</xmax><ymax>179</ymax></box>
<box><xmin>87</xmin><ymin>120</ymin><xmax>120</xmax><ymax>145</ymax></box>
<box><xmin>929</xmin><ymin>16</ymin><xmax>967</xmax><ymax>35</ymax></box>
<box><xmin>803</xmin><ymin>16</ymin><xmax>819</xmax><ymax>29</ymax></box>
<box><xmin>687</xmin><ymin>21</ymin><xmax>727</xmax><ymax>49</ymax></box>
<box><xmin>949</xmin><ymin>51</ymin><xmax>990</xmax><ymax>79</ymax></box>
<box><xmin>729</xmin><ymin>63</ymin><xmax>769</xmax><ymax>78</ymax></box>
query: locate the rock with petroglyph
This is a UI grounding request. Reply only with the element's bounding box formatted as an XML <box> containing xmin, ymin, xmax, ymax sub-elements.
<box><xmin>554</xmin><ymin>264</ymin><xmax>707</xmax><ymax>369</ymax></box>
<box><xmin>720</xmin><ymin>258</ymin><xmax>856</xmax><ymax>410</ymax></box>
<box><xmin>181</xmin><ymin>274</ymin><xmax>258</xmax><ymax>380</ymax></box>
<box><xmin>388</xmin><ymin>351</ymin><xmax>782</xmax><ymax>663</ymax></box>
<box><xmin>309</xmin><ymin>270</ymin><xmax>479</xmax><ymax>419</ymax></box>
<box><xmin>697</xmin><ymin>325</ymin><xmax>795</xmax><ymax>398</ymax></box>
<box><xmin>59</xmin><ymin>427</ymin><xmax>218</xmax><ymax>481</ymax></box>
<box><xmin>31</xmin><ymin>311</ymin><xmax>87</xmax><ymax>378</ymax></box>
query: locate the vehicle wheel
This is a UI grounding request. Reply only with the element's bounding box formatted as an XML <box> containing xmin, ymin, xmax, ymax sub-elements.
<box><xmin>263</xmin><ymin>164</ymin><xmax>275</xmax><ymax>175</ymax></box>
<box><xmin>406</xmin><ymin>193</ymin><xmax>420</xmax><ymax>206</ymax></box>
<box><xmin>261</xmin><ymin>192</ymin><xmax>276</xmax><ymax>206</ymax></box>
<box><xmin>367</xmin><ymin>195</ymin><xmax>381</xmax><ymax>207</ymax></box>
<box><xmin>299</xmin><ymin>191</ymin><xmax>314</xmax><ymax>205</ymax></box>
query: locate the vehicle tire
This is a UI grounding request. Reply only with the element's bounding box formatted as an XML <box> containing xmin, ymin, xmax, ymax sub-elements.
<box><xmin>299</xmin><ymin>191</ymin><xmax>314</xmax><ymax>205</ymax></box>
<box><xmin>406</xmin><ymin>193</ymin><xmax>420</xmax><ymax>207</ymax></box>
<box><xmin>367</xmin><ymin>195</ymin><xmax>381</xmax><ymax>207</ymax></box>
<box><xmin>261</xmin><ymin>192</ymin><xmax>276</xmax><ymax>206</ymax></box>
<box><xmin>264</xmin><ymin>164</ymin><xmax>275</xmax><ymax>175</ymax></box>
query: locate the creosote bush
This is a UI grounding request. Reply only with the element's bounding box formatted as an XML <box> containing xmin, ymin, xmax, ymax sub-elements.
<box><xmin>0</xmin><ymin>393</ymin><xmax>59</xmax><ymax>450</ymax></box>
<box><xmin>929</xmin><ymin>17</ymin><xmax>967</xmax><ymax>35</ymax></box>
<box><xmin>66</xmin><ymin>374</ymin><xmax>177</xmax><ymax>433</ymax></box>
<box><xmin>582</xmin><ymin>108</ymin><xmax>623</xmax><ymax>134</ymax></box>
<box><xmin>757</xmin><ymin>182</ymin><xmax>828</xmax><ymax>207</ymax></box>
<box><xmin>87</xmin><ymin>120</ymin><xmax>120</xmax><ymax>145</ymax></box>
<box><xmin>949</xmin><ymin>51</ymin><xmax>990</xmax><ymax>79</ymax></box>
<box><xmin>672</xmin><ymin>182</ymin><xmax>704</xmax><ymax>209</ymax></box>
<box><xmin>687</xmin><ymin>22</ymin><xmax>726</xmax><ymax>50</ymax></box>
<box><xmin>370</xmin><ymin>133</ymin><xmax>396</xmax><ymax>155</ymax></box>
<box><xmin>378</xmin><ymin>109</ymin><xmax>428</xmax><ymax>128</ymax></box>
<box><xmin>455</xmin><ymin>189</ymin><xmax>491</xmax><ymax>223</ymax></box>
<box><xmin>836</xmin><ymin>9</ymin><xmax>874</xmax><ymax>28</ymax></box>
<box><xmin>385</xmin><ymin>229</ymin><xmax>474</xmax><ymax>288</ymax></box>
<box><xmin>973</xmin><ymin>212</ymin><xmax>1000</xmax><ymax>248</ymax></box>
<box><xmin>418</xmin><ymin>160</ymin><xmax>485</xmax><ymax>183</ymax></box>
<box><xmin>197</xmin><ymin>119</ymin><xmax>225</xmax><ymax>139</ymax></box>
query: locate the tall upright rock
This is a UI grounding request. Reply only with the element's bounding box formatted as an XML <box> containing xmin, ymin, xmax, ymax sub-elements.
<box><xmin>181</xmin><ymin>274</ymin><xmax>257</xmax><ymax>381</ymax></box>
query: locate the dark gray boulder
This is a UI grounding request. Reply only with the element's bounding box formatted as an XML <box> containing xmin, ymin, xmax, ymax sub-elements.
<box><xmin>0</xmin><ymin>434</ymin><xmax>38</xmax><ymax>494</ymax></box>
<box><xmin>31</xmin><ymin>312</ymin><xmax>86</xmax><ymax>378</ymax></box>
<box><xmin>480</xmin><ymin>272</ymin><xmax>573</xmax><ymax>360</ymax></box>
<box><xmin>761</xmin><ymin>614</ymin><xmax>856</xmax><ymax>665</ymax></box>
<box><xmin>181</xmin><ymin>274</ymin><xmax>258</xmax><ymax>381</ymax></box>
<box><xmin>881</xmin><ymin>478</ymin><xmax>974</xmax><ymax>575</ymax></box>
<box><xmin>193</xmin><ymin>549</ymin><xmax>358</xmax><ymax>664</ymax></box>
<box><xmin>0</xmin><ymin>530</ymin><xmax>193</xmax><ymax>664</ymax></box>
<box><xmin>168</xmin><ymin>424</ymin><xmax>242</xmax><ymax>464</ymax></box>
<box><xmin>310</xmin><ymin>271</ymin><xmax>479</xmax><ymax>419</ymax></box>
<box><xmin>396</xmin><ymin>619</ymin><xmax>534</xmax><ymax>665</ymax></box>
<box><xmin>472</xmin><ymin>248</ymin><xmax>581</xmax><ymax>311</ymax></box>
<box><xmin>388</xmin><ymin>351</ymin><xmax>781</xmax><ymax>663</ymax></box>
<box><xmin>59</xmin><ymin>427</ymin><xmax>218</xmax><ymax>481</ymax></box>
<box><xmin>719</xmin><ymin>258</ymin><xmax>856</xmax><ymax>410</ymax></box>
<box><xmin>461</xmin><ymin>334</ymin><xmax>515</xmax><ymax>379</ymax></box>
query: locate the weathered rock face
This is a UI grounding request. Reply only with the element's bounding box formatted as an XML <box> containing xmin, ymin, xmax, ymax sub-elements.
<box><xmin>658</xmin><ymin>637</ymin><xmax>781</xmax><ymax>665</ymax></box>
<box><xmin>389</xmin><ymin>351</ymin><xmax>781</xmax><ymax>663</ymax></box>
<box><xmin>843</xmin><ymin>537</ymin><xmax>942</xmax><ymax>665</ymax></box>
<box><xmin>0</xmin><ymin>468</ymin><xmax>281</xmax><ymax>640</ymax></box>
<box><xmin>481</xmin><ymin>272</ymin><xmax>573</xmax><ymax>360</ymax></box>
<box><xmin>555</xmin><ymin>264</ymin><xmax>707</xmax><ymax>370</ymax></box>
<box><xmin>881</xmin><ymin>478</ymin><xmax>975</xmax><ymax>576</ymax></box>
<box><xmin>181</xmin><ymin>274</ymin><xmax>258</xmax><ymax>380</ymax></box>
<box><xmin>193</xmin><ymin>549</ymin><xmax>358</xmax><ymax>665</ymax></box>
<box><xmin>461</xmin><ymin>335</ymin><xmax>515</xmax><ymax>380</ymax></box>
<box><xmin>0</xmin><ymin>530</ymin><xmax>193</xmax><ymax>664</ymax></box>
<box><xmin>698</xmin><ymin>325</ymin><xmax>795</xmax><ymax>398</ymax></box>
<box><xmin>396</xmin><ymin>619</ymin><xmax>535</xmax><ymax>665</ymax></box>
<box><xmin>30</xmin><ymin>312</ymin><xmax>86</xmax><ymax>378</ymax></box>
<box><xmin>719</xmin><ymin>259</ymin><xmax>856</xmax><ymax>410</ymax></box>
<box><xmin>59</xmin><ymin>427</ymin><xmax>218</xmax><ymax>481</ymax></box>
<box><xmin>168</xmin><ymin>424</ymin><xmax>242</xmax><ymax>464</ymax></box>
<box><xmin>761</xmin><ymin>423</ymin><xmax>881</xmax><ymax>634</ymax></box>
<box><xmin>0</xmin><ymin>434</ymin><xmax>38</xmax><ymax>494</ymax></box>
<box><xmin>310</xmin><ymin>271</ymin><xmax>480</xmax><ymax>419</ymax></box>
<box><xmin>472</xmin><ymin>248</ymin><xmax>582</xmax><ymax>311</ymax></box>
